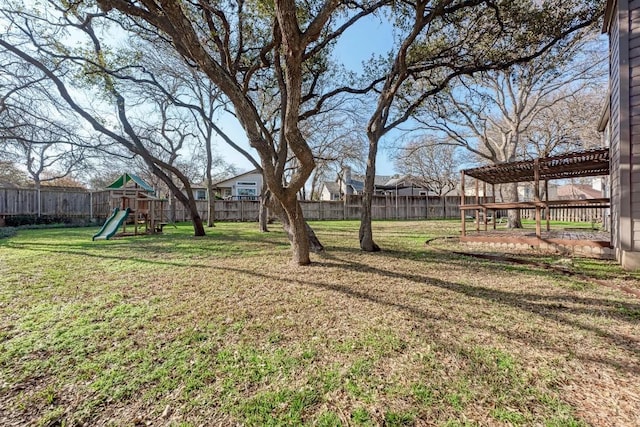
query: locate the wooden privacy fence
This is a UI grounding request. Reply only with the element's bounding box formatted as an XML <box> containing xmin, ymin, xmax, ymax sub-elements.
<box><xmin>0</xmin><ymin>188</ymin><xmax>92</xmax><ymax>218</ymax></box>
<box><xmin>167</xmin><ymin>195</ymin><xmax>476</xmax><ymax>222</ymax></box>
<box><xmin>1</xmin><ymin>187</ymin><xmax>608</xmax><ymax>224</ymax></box>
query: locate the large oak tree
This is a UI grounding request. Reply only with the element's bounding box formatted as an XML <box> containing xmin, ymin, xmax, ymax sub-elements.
<box><xmin>89</xmin><ymin>0</ymin><xmax>389</xmax><ymax>264</ymax></box>
<box><xmin>357</xmin><ymin>0</ymin><xmax>604</xmax><ymax>250</ymax></box>
<box><xmin>412</xmin><ymin>29</ymin><xmax>605</xmax><ymax>228</ymax></box>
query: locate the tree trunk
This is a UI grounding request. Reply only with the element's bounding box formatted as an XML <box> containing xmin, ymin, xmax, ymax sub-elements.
<box><xmin>207</xmin><ymin>183</ymin><xmax>215</xmax><ymax>227</ymax></box>
<box><xmin>444</xmin><ymin>196</ymin><xmax>447</xmax><ymax>219</ymax></box>
<box><xmin>259</xmin><ymin>204</ymin><xmax>269</xmax><ymax>232</ymax></box>
<box><xmin>359</xmin><ymin>199</ymin><xmax>380</xmax><ymax>251</ymax></box>
<box><xmin>173</xmin><ymin>188</ymin><xmax>206</xmax><ymax>236</ymax></box>
<box><xmin>504</xmin><ymin>182</ymin><xmax>522</xmax><ymax>228</ymax></box>
<box><xmin>185</xmin><ymin>198</ymin><xmax>206</xmax><ymax>236</ymax></box>
<box><xmin>35</xmin><ymin>179</ymin><xmax>41</xmax><ymax>218</ymax></box>
<box><xmin>169</xmin><ymin>193</ymin><xmax>176</xmax><ymax>223</ymax></box>
<box><xmin>205</xmin><ymin>127</ymin><xmax>215</xmax><ymax>227</ymax></box>
<box><xmin>359</xmin><ymin>134</ymin><xmax>380</xmax><ymax>252</ymax></box>
<box><xmin>280</xmin><ymin>212</ymin><xmax>324</xmax><ymax>258</ymax></box>
<box><xmin>280</xmin><ymin>195</ymin><xmax>311</xmax><ymax>265</ymax></box>
<box><xmin>259</xmin><ymin>185</ymin><xmax>270</xmax><ymax>232</ymax></box>
<box><xmin>269</xmin><ymin>194</ymin><xmax>323</xmax><ymax>258</ymax></box>
<box><xmin>192</xmin><ymin>214</ymin><xmax>205</xmax><ymax>236</ymax></box>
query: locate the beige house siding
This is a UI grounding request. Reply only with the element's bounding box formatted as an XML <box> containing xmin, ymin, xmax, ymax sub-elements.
<box><xmin>610</xmin><ymin>2</ymin><xmax>621</xmax><ymax>250</ymax></box>
<box><xmin>606</xmin><ymin>0</ymin><xmax>640</xmax><ymax>267</ymax></box>
<box><xmin>213</xmin><ymin>170</ymin><xmax>263</xmax><ymax>199</ymax></box>
<box><xmin>632</xmin><ymin>1</ymin><xmax>640</xmax><ymax>248</ymax></box>
<box><xmin>320</xmin><ymin>184</ymin><xmax>340</xmax><ymax>201</ymax></box>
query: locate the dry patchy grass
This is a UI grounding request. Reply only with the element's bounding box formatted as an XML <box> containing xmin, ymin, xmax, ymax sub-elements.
<box><xmin>0</xmin><ymin>220</ymin><xmax>638</xmax><ymax>426</ymax></box>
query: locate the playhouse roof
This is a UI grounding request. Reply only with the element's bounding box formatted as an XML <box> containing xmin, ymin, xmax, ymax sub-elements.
<box><xmin>106</xmin><ymin>173</ymin><xmax>155</xmax><ymax>193</ymax></box>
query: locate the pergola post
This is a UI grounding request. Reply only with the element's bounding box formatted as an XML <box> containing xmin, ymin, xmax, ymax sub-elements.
<box><xmin>492</xmin><ymin>183</ymin><xmax>497</xmax><ymax>230</ymax></box>
<box><xmin>483</xmin><ymin>181</ymin><xmax>488</xmax><ymax>231</ymax></box>
<box><xmin>545</xmin><ymin>180</ymin><xmax>550</xmax><ymax>231</ymax></box>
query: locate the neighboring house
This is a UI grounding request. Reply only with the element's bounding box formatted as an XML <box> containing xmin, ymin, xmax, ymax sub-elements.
<box><xmin>376</xmin><ymin>175</ymin><xmax>446</xmax><ymax>196</ymax></box>
<box><xmin>185</xmin><ymin>170</ymin><xmax>264</xmax><ymax>201</ymax></box>
<box><xmin>212</xmin><ymin>169</ymin><xmax>264</xmax><ymax>200</ymax></box>
<box><xmin>189</xmin><ymin>184</ymin><xmax>208</xmax><ymax>201</ymax></box>
<box><xmin>320</xmin><ymin>181</ymin><xmax>342</xmax><ymax>201</ymax></box>
<box><xmin>601</xmin><ymin>0</ymin><xmax>640</xmax><ymax>269</ymax></box>
<box><xmin>319</xmin><ymin>167</ymin><xmax>368</xmax><ymax>201</ymax></box>
<box><xmin>176</xmin><ymin>182</ymin><xmax>207</xmax><ymax>201</ymax></box>
<box><xmin>319</xmin><ymin>168</ymin><xmax>436</xmax><ymax>200</ymax></box>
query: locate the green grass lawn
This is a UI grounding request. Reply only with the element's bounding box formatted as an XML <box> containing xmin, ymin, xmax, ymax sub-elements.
<box><xmin>0</xmin><ymin>220</ymin><xmax>639</xmax><ymax>426</ymax></box>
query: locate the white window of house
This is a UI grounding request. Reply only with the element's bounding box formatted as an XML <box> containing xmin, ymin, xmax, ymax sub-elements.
<box><xmin>419</xmin><ymin>191</ymin><xmax>428</xmax><ymax>196</ymax></box>
<box><xmin>195</xmin><ymin>189</ymin><xmax>207</xmax><ymax>200</ymax></box>
<box><xmin>236</xmin><ymin>181</ymin><xmax>257</xmax><ymax>199</ymax></box>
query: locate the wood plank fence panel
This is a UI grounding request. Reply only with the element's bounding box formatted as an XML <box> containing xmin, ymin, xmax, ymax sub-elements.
<box><xmin>0</xmin><ymin>188</ymin><xmax>94</xmax><ymax>217</ymax></box>
<box><xmin>1</xmin><ymin>187</ymin><xmax>608</xmax><ymax>225</ymax></box>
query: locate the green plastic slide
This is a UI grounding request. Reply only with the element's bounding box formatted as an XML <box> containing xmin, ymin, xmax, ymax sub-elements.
<box><xmin>92</xmin><ymin>208</ymin><xmax>130</xmax><ymax>241</ymax></box>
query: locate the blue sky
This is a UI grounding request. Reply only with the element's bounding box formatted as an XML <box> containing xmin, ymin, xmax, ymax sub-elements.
<box><xmin>220</xmin><ymin>15</ymin><xmax>399</xmax><ymax>177</ymax></box>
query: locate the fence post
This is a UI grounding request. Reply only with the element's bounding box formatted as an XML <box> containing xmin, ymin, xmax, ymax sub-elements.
<box><xmin>343</xmin><ymin>195</ymin><xmax>346</xmax><ymax>220</ymax></box>
<box><xmin>425</xmin><ymin>195</ymin><xmax>429</xmax><ymax>219</ymax></box>
<box><xmin>406</xmin><ymin>196</ymin><xmax>409</xmax><ymax>219</ymax></box>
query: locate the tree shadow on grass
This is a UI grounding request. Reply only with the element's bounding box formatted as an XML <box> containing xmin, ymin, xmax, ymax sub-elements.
<box><xmin>4</xmin><ymin>231</ymin><xmax>639</xmax><ymax>374</ymax></box>
<box><xmin>216</xmin><ymin>258</ymin><xmax>640</xmax><ymax>375</ymax></box>
<box><xmin>320</xmin><ymin>247</ymin><xmax>640</xmax><ymax>319</ymax></box>
<box><xmin>316</xmin><ymin>250</ymin><xmax>640</xmax><ymax>365</ymax></box>
<box><xmin>328</xmin><ymin>242</ymin><xmax>640</xmax><ymax>298</ymax></box>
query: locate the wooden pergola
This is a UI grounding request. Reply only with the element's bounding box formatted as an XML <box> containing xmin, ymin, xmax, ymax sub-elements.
<box><xmin>460</xmin><ymin>148</ymin><xmax>610</xmax><ymax>240</ymax></box>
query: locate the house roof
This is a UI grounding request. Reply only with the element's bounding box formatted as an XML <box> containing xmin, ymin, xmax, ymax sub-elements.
<box><xmin>188</xmin><ymin>184</ymin><xmax>208</xmax><ymax>190</ymax></box>
<box><xmin>377</xmin><ymin>175</ymin><xmax>425</xmax><ymax>190</ymax></box>
<box><xmin>375</xmin><ymin>175</ymin><xmax>393</xmax><ymax>186</ymax></box>
<box><xmin>380</xmin><ymin>176</ymin><xmax>405</xmax><ymax>188</ymax></box>
<box><xmin>106</xmin><ymin>173</ymin><xmax>155</xmax><ymax>192</ymax></box>
<box><xmin>349</xmin><ymin>174</ymin><xmax>393</xmax><ymax>188</ymax></box>
<box><xmin>212</xmin><ymin>169</ymin><xmax>261</xmax><ymax>188</ymax></box>
<box><xmin>349</xmin><ymin>179</ymin><xmax>364</xmax><ymax>193</ymax></box>
<box><xmin>557</xmin><ymin>183</ymin><xmax>603</xmax><ymax>199</ymax></box>
<box><xmin>463</xmin><ymin>148</ymin><xmax>609</xmax><ymax>185</ymax></box>
<box><xmin>323</xmin><ymin>174</ymin><xmax>431</xmax><ymax>193</ymax></box>
<box><xmin>322</xmin><ymin>181</ymin><xmax>341</xmax><ymax>194</ymax></box>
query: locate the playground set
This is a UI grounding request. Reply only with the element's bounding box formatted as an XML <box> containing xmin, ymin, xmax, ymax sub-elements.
<box><xmin>93</xmin><ymin>173</ymin><xmax>170</xmax><ymax>240</ymax></box>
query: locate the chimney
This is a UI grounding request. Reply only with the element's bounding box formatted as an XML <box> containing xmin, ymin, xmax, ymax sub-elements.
<box><xmin>341</xmin><ymin>166</ymin><xmax>351</xmax><ymax>195</ymax></box>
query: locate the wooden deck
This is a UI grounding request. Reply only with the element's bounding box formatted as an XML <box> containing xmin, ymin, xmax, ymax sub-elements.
<box><xmin>461</xmin><ymin>228</ymin><xmax>611</xmax><ymax>247</ymax></box>
<box><xmin>461</xmin><ymin>228</ymin><xmax>613</xmax><ymax>258</ymax></box>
